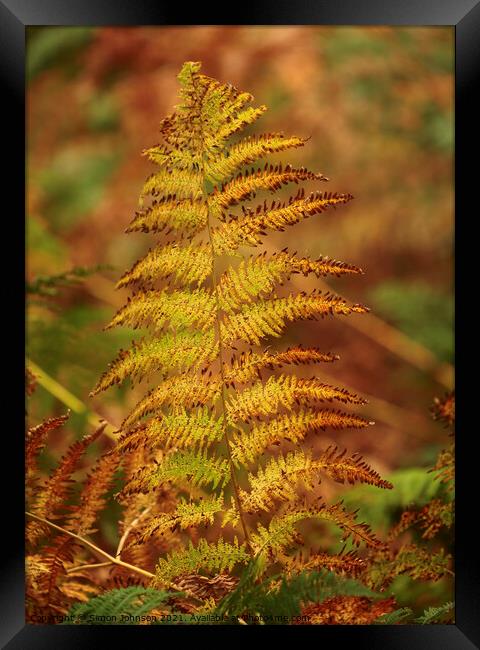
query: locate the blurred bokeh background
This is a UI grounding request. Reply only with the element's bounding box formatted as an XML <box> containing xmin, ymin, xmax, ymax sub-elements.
<box><xmin>26</xmin><ymin>26</ymin><xmax>454</xmax><ymax>613</ymax></box>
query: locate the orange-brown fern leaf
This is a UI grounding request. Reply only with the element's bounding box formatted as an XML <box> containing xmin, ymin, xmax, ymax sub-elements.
<box><xmin>313</xmin><ymin>500</ymin><xmax>385</xmax><ymax>549</ymax></box>
<box><xmin>431</xmin><ymin>391</ymin><xmax>455</xmax><ymax>427</ymax></box>
<box><xmin>224</xmin><ymin>346</ymin><xmax>339</xmax><ymax>386</ymax></box>
<box><xmin>27</xmin><ymin>425</ymin><xmax>106</xmax><ymax>546</ymax></box>
<box><xmin>26</xmin><ymin>367</ymin><xmax>37</xmax><ymax>396</ymax></box>
<box><xmin>388</xmin><ymin>499</ymin><xmax>453</xmax><ymax>541</ymax></box>
<box><xmin>365</xmin><ymin>544</ymin><xmax>452</xmax><ymax>590</ymax></box>
<box><xmin>284</xmin><ymin>549</ymin><xmax>367</xmax><ymax>578</ymax></box>
<box><xmin>298</xmin><ymin>596</ymin><xmax>396</xmax><ymax>625</ymax></box>
<box><xmin>314</xmin><ymin>446</ymin><xmax>393</xmax><ymax>489</ymax></box>
<box><xmin>26</xmin><ymin>413</ymin><xmax>70</xmax><ymax>491</ymax></box>
<box><xmin>26</xmin><ymin>535</ymin><xmax>79</xmax><ymax>620</ymax></box>
<box><xmin>65</xmin><ymin>446</ymin><xmax>120</xmax><ymax>536</ymax></box>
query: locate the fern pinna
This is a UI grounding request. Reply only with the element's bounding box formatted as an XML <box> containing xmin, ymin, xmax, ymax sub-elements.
<box><xmin>91</xmin><ymin>61</ymin><xmax>392</xmax><ymax>589</ymax></box>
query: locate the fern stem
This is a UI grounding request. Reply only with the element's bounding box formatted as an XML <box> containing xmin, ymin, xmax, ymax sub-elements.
<box><xmin>26</xmin><ymin>511</ymin><xmax>222</xmax><ymax>605</ymax></box>
<box><xmin>204</xmin><ymin>203</ymin><xmax>252</xmax><ymax>553</ymax></box>
<box><xmin>66</xmin><ymin>561</ymin><xmax>113</xmax><ymax>573</ymax></box>
<box><xmin>26</xmin><ymin>511</ymin><xmax>156</xmax><ymax>580</ymax></box>
<box><xmin>190</xmin><ymin>74</ymin><xmax>252</xmax><ymax>553</ymax></box>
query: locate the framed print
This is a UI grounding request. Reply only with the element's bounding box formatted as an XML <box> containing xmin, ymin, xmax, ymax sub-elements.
<box><xmin>1</xmin><ymin>0</ymin><xmax>477</xmax><ymax>647</ymax></box>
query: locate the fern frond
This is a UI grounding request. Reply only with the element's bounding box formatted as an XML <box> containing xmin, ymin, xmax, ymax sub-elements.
<box><xmin>231</xmin><ymin>409</ymin><xmax>373</xmax><ymax>466</ymax></box>
<box><xmin>131</xmin><ymin>494</ymin><xmax>224</xmax><ymax>546</ymax></box>
<box><xmin>219</xmin><ymin>251</ymin><xmax>362</xmax><ymax>312</ymax></box>
<box><xmin>212</xmin><ymin>189</ymin><xmax>354</xmax><ymax>253</ymax></box>
<box><xmin>432</xmin><ymin>391</ymin><xmax>455</xmax><ymax>426</ymax></box>
<box><xmin>300</xmin><ymin>595</ymin><xmax>396</xmax><ymax>625</ymax></box>
<box><xmin>284</xmin><ymin>549</ymin><xmax>366</xmax><ymax>578</ymax></box>
<box><xmin>65</xmin><ymin>586</ymin><xmax>176</xmax><ymax>624</ymax></box>
<box><xmin>250</xmin><ymin>509</ymin><xmax>307</xmax><ymax>558</ymax></box>
<box><xmin>222</xmin><ymin>292</ymin><xmax>368</xmax><ymax>346</ymax></box>
<box><xmin>126</xmin><ymin>197</ymin><xmax>208</xmax><ymax>235</ymax></box>
<box><xmin>116</xmin><ymin>242</ymin><xmax>212</xmax><ymax>289</ymax></box>
<box><xmin>365</xmin><ymin>544</ymin><xmax>451</xmax><ymax>589</ymax></box>
<box><xmin>227</xmin><ymin>375</ymin><xmax>366</xmax><ymax>422</ymax></box>
<box><xmin>154</xmin><ymin>538</ymin><xmax>249</xmax><ymax>586</ymax></box>
<box><xmin>215</xmin><ymin>567</ymin><xmax>376</xmax><ymax>621</ymax></box>
<box><xmin>313</xmin><ymin>446</ymin><xmax>393</xmax><ymax>489</ymax></box>
<box><xmin>139</xmin><ymin>168</ymin><xmax>204</xmax><ymax>205</ymax></box>
<box><xmin>232</xmin><ymin>451</ymin><xmax>390</xmax><ymax>522</ymax></box>
<box><xmin>119</xmin><ymin>408</ymin><xmax>225</xmax><ymax>453</ymax></box>
<box><xmin>122</xmin><ymin>374</ymin><xmax>221</xmax><ymax>428</ymax></box>
<box><xmin>28</xmin><ymin>426</ymin><xmax>105</xmax><ymax>544</ymax></box>
<box><xmin>122</xmin><ymin>450</ymin><xmax>229</xmax><ymax>494</ymax></box>
<box><xmin>414</xmin><ymin>601</ymin><xmax>454</xmax><ymax>625</ymax></box>
<box><xmin>224</xmin><ymin>346</ymin><xmax>339</xmax><ymax>386</ymax></box>
<box><xmin>105</xmin><ymin>288</ymin><xmax>216</xmax><ymax>333</ymax></box>
<box><xmin>374</xmin><ymin>607</ymin><xmax>413</xmax><ymax>625</ymax></box>
<box><xmin>91</xmin><ymin>330</ymin><xmax>216</xmax><ymax>395</ymax></box>
<box><xmin>26</xmin><ymin>413</ymin><xmax>70</xmax><ymax>485</ymax></box>
<box><xmin>66</xmin><ymin>448</ymin><xmax>119</xmax><ymax>536</ymax></box>
<box><xmin>206</xmin><ymin>133</ymin><xmax>306</xmax><ymax>184</ymax></box>
<box><xmin>211</xmin><ymin>164</ymin><xmax>328</xmax><ymax>213</ymax></box>
<box><xmin>431</xmin><ymin>442</ymin><xmax>455</xmax><ymax>490</ymax></box>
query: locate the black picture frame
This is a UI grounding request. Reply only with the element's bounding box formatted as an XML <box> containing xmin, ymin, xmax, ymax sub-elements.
<box><xmin>2</xmin><ymin>1</ymin><xmax>476</xmax><ymax>647</ymax></box>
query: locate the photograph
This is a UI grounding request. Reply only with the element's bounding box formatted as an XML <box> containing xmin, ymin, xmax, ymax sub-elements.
<box><xmin>25</xmin><ymin>25</ymin><xmax>455</xmax><ymax>627</ymax></box>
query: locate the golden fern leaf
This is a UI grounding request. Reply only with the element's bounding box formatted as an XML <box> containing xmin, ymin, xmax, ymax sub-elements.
<box><xmin>118</xmin><ymin>407</ymin><xmax>225</xmax><ymax>453</ymax></box>
<box><xmin>231</xmin><ymin>449</ymin><xmax>390</xmax><ymax>520</ymax></box>
<box><xmin>153</xmin><ymin>538</ymin><xmax>249</xmax><ymax>586</ymax></box>
<box><xmin>121</xmin><ymin>450</ymin><xmax>229</xmax><ymax>495</ymax></box>
<box><xmin>91</xmin><ymin>329</ymin><xmax>216</xmax><ymax>395</ymax></box>
<box><xmin>231</xmin><ymin>409</ymin><xmax>374</xmax><ymax>466</ymax></box>
<box><xmin>122</xmin><ymin>373</ymin><xmax>221</xmax><ymax>429</ymax></box>
<box><xmin>226</xmin><ymin>375</ymin><xmax>366</xmax><ymax>422</ymax></box>
<box><xmin>250</xmin><ymin>508</ymin><xmax>307</xmax><ymax>558</ymax></box>
<box><xmin>139</xmin><ymin>168</ymin><xmax>204</xmax><ymax>205</ymax></box>
<box><xmin>224</xmin><ymin>346</ymin><xmax>339</xmax><ymax>386</ymax></box>
<box><xmin>105</xmin><ymin>288</ymin><xmax>216</xmax><ymax>333</ymax></box>
<box><xmin>130</xmin><ymin>494</ymin><xmax>224</xmax><ymax>547</ymax></box>
<box><xmin>92</xmin><ymin>61</ymin><xmax>388</xmax><ymax>577</ymax></box>
<box><xmin>126</xmin><ymin>197</ymin><xmax>208</xmax><ymax>235</ymax></box>
<box><xmin>206</xmin><ymin>133</ymin><xmax>307</xmax><ymax>183</ymax></box>
<box><xmin>210</xmin><ymin>164</ymin><xmax>328</xmax><ymax>213</ymax></box>
<box><xmin>116</xmin><ymin>242</ymin><xmax>212</xmax><ymax>290</ymax></box>
<box><xmin>219</xmin><ymin>251</ymin><xmax>362</xmax><ymax>312</ymax></box>
<box><xmin>212</xmin><ymin>189</ymin><xmax>354</xmax><ymax>253</ymax></box>
<box><xmin>222</xmin><ymin>291</ymin><xmax>368</xmax><ymax>345</ymax></box>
